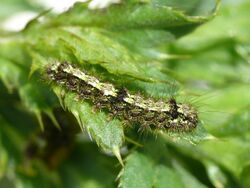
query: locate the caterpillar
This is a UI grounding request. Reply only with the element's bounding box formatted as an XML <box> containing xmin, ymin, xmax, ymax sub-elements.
<box><xmin>46</xmin><ymin>62</ymin><xmax>198</xmax><ymax>132</ymax></box>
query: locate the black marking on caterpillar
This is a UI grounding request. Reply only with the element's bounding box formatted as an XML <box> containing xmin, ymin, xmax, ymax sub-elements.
<box><xmin>46</xmin><ymin>62</ymin><xmax>198</xmax><ymax>132</ymax></box>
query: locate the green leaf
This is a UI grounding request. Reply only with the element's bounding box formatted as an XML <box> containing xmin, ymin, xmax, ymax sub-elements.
<box><xmin>0</xmin><ymin>57</ymin><xmax>22</xmax><ymax>91</ymax></box>
<box><xmin>119</xmin><ymin>152</ymin><xmax>154</xmax><ymax>188</ymax></box>
<box><xmin>203</xmin><ymin>161</ymin><xmax>236</xmax><ymax>188</ymax></box>
<box><xmin>19</xmin><ymin>83</ymin><xmax>60</xmax><ymax>130</ymax></box>
<box><xmin>160</xmin><ymin>0</ymin><xmax>217</xmax><ymax>16</ymax></box>
<box><xmin>0</xmin><ymin>43</ymin><xmax>59</xmax><ymax>130</ymax></box>
<box><xmin>31</xmin><ymin>27</ymin><xmax>176</xmax><ymax>84</ymax></box>
<box><xmin>240</xmin><ymin>164</ymin><xmax>250</xmax><ymax>188</ymax></box>
<box><xmin>54</xmin><ymin>87</ymin><xmax>124</xmax><ymax>152</ymax></box>
<box><xmin>198</xmin><ymin>138</ymin><xmax>250</xmax><ymax>177</ymax></box>
<box><xmin>41</xmin><ymin>1</ymin><xmax>212</xmax><ymax>32</ymax></box>
<box><xmin>120</xmin><ymin>151</ymin><xmax>188</xmax><ymax>188</ymax></box>
<box><xmin>167</xmin><ymin>1</ymin><xmax>250</xmax><ymax>88</ymax></box>
<box><xmin>172</xmin><ymin>161</ymin><xmax>207</xmax><ymax>188</ymax></box>
<box><xmin>119</xmin><ymin>138</ymin><xmax>208</xmax><ymax>188</ymax></box>
<box><xmin>58</xmin><ymin>142</ymin><xmax>119</xmax><ymax>188</ymax></box>
<box><xmin>214</xmin><ymin>107</ymin><xmax>250</xmax><ymax>137</ymax></box>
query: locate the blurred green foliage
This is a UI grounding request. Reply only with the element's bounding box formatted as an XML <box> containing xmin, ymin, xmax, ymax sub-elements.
<box><xmin>0</xmin><ymin>0</ymin><xmax>250</xmax><ymax>188</ymax></box>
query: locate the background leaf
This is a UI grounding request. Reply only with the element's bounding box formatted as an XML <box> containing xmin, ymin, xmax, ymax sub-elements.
<box><xmin>1</xmin><ymin>0</ymin><xmax>250</xmax><ymax>188</ymax></box>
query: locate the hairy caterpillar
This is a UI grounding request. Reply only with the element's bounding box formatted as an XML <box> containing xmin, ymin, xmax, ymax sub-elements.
<box><xmin>46</xmin><ymin>62</ymin><xmax>198</xmax><ymax>132</ymax></box>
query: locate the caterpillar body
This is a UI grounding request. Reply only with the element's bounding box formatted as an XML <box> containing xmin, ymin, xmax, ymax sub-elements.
<box><xmin>46</xmin><ymin>62</ymin><xmax>198</xmax><ymax>132</ymax></box>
